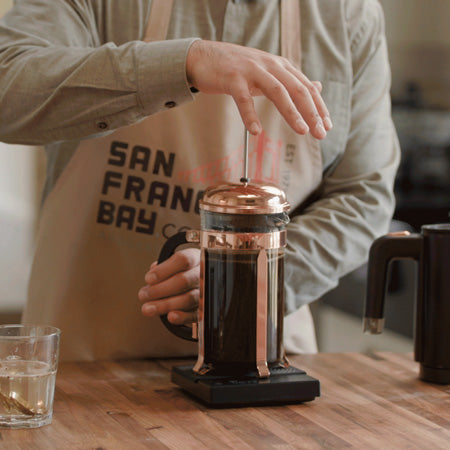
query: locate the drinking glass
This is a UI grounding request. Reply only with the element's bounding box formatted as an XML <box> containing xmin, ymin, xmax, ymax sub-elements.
<box><xmin>0</xmin><ymin>324</ymin><xmax>60</xmax><ymax>428</ymax></box>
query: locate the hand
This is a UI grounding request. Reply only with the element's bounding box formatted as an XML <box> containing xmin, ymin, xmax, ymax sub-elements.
<box><xmin>186</xmin><ymin>40</ymin><xmax>333</xmax><ymax>139</ymax></box>
<box><xmin>138</xmin><ymin>248</ymin><xmax>200</xmax><ymax>325</ymax></box>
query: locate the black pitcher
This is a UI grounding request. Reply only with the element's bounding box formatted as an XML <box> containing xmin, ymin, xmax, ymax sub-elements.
<box><xmin>364</xmin><ymin>223</ymin><xmax>450</xmax><ymax>384</ymax></box>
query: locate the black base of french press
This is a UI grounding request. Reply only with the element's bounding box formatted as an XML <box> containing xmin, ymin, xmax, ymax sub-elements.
<box><xmin>419</xmin><ymin>364</ymin><xmax>450</xmax><ymax>385</ymax></box>
<box><xmin>171</xmin><ymin>364</ymin><xmax>320</xmax><ymax>407</ymax></box>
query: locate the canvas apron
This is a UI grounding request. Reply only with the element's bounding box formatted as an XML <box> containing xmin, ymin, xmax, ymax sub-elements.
<box><xmin>24</xmin><ymin>0</ymin><xmax>322</xmax><ymax>361</ymax></box>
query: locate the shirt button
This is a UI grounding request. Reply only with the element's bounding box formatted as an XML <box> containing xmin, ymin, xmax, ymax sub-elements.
<box><xmin>97</xmin><ymin>121</ymin><xmax>108</xmax><ymax>130</ymax></box>
<box><xmin>165</xmin><ymin>101</ymin><xmax>177</xmax><ymax>108</ymax></box>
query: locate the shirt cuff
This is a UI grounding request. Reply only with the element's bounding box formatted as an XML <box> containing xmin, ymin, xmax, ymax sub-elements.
<box><xmin>135</xmin><ymin>38</ymin><xmax>200</xmax><ymax>115</ymax></box>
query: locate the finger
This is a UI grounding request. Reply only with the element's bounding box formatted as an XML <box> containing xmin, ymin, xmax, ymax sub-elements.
<box><xmin>312</xmin><ymin>80</ymin><xmax>322</xmax><ymax>92</ymax></box>
<box><xmin>167</xmin><ymin>310</ymin><xmax>198</xmax><ymax>325</ymax></box>
<box><xmin>228</xmin><ymin>80</ymin><xmax>262</xmax><ymax>135</ymax></box>
<box><xmin>270</xmin><ymin>65</ymin><xmax>328</xmax><ymax>137</ymax></box>
<box><xmin>286</xmin><ymin>66</ymin><xmax>333</xmax><ymax>131</ymax></box>
<box><xmin>141</xmin><ymin>265</ymin><xmax>199</xmax><ymax>301</ymax></box>
<box><xmin>141</xmin><ymin>289</ymin><xmax>199</xmax><ymax>316</ymax></box>
<box><xmin>145</xmin><ymin>248</ymin><xmax>199</xmax><ymax>285</ymax></box>
<box><xmin>250</xmin><ymin>68</ymin><xmax>311</xmax><ymax>136</ymax></box>
<box><xmin>290</xmin><ymin>85</ymin><xmax>327</xmax><ymax>139</ymax></box>
<box><xmin>305</xmin><ymin>83</ymin><xmax>333</xmax><ymax>132</ymax></box>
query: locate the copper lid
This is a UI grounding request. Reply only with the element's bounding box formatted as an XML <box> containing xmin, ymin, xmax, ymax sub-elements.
<box><xmin>200</xmin><ymin>181</ymin><xmax>290</xmax><ymax>214</ymax></box>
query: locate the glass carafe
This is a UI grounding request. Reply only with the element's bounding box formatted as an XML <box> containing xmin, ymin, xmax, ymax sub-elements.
<box><xmin>158</xmin><ymin>180</ymin><xmax>290</xmax><ymax>377</ymax></box>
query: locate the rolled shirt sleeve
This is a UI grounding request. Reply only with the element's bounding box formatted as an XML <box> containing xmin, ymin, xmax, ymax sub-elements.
<box><xmin>284</xmin><ymin>0</ymin><xmax>401</xmax><ymax>312</ymax></box>
<box><xmin>0</xmin><ymin>1</ymin><xmax>197</xmax><ymax>145</ymax></box>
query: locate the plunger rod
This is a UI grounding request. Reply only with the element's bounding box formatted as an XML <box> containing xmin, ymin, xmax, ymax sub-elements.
<box><xmin>241</xmin><ymin>129</ymin><xmax>250</xmax><ymax>183</ymax></box>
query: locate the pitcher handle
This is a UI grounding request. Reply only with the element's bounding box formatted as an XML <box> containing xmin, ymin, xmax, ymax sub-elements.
<box><xmin>364</xmin><ymin>233</ymin><xmax>421</xmax><ymax>334</ymax></box>
<box><xmin>157</xmin><ymin>231</ymin><xmax>200</xmax><ymax>342</ymax></box>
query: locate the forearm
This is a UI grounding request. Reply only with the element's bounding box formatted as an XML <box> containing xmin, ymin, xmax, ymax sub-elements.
<box><xmin>0</xmin><ymin>2</ymin><xmax>196</xmax><ymax>145</ymax></box>
<box><xmin>284</xmin><ymin>135</ymin><xmax>399</xmax><ymax>312</ymax></box>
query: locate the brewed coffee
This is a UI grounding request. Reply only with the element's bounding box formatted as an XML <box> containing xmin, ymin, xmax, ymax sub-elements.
<box><xmin>203</xmin><ymin>248</ymin><xmax>284</xmax><ymax>374</ymax></box>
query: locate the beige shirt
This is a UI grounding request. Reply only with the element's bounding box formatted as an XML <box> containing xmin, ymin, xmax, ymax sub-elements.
<box><xmin>0</xmin><ymin>0</ymin><xmax>400</xmax><ymax>314</ymax></box>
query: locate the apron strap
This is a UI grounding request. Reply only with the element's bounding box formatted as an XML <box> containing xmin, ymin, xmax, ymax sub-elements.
<box><xmin>144</xmin><ymin>0</ymin><xmax>302</xmax><ymax>67</ymax></box>
<box><xmin>280</xmin><ymin>0</ymin><xmax>302</xmax><ymax>67</ymax></box>
<box><xmin>143</xmin><ymin>0</ymin><xmax>174</xmax><ymax>42</ymax></box>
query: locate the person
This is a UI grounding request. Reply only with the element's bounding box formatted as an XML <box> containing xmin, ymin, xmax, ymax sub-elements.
<box><xmin>0</xmin><ymin>0</ymin><xmax>399</xmax><ymax>361</ymax></box>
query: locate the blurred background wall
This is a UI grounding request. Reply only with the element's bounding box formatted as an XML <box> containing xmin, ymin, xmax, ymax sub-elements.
<box><xmin>380</xmin><ymin>0</ymin><xmax>450</xmax><ymax>110</ymax></box>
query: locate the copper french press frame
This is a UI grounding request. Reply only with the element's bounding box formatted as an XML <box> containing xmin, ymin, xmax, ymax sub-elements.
<box><xmin>185</xmin><ymin>228</ymin><xmax>287</xmax><ymax>378</ymax></box>
<box><xmin>158</xmin><ymin>132</ymin><xmax>291</xmax><ymax>379</ymax></box>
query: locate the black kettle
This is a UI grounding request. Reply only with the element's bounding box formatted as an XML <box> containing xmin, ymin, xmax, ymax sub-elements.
<box><xmin>364</xmin><ymin>223</ymin><xmax>450</xmax><ymax>384</ymax></box>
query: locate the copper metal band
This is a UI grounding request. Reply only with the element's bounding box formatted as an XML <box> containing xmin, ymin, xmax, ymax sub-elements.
<box><xmin>193</xmin><ymin>247</ymin><xmax>206</xmax><ymax>374</ymax></box>
<box><xmin>256</xmin><ymin>248</ymin><xmax>270</xmax><ymax>378</ymax></box>
<box><xmin>189</xmin><ymin>229</ymin><xmax>285</xmax><ymax>376</ymax></box>
<box><xmin>200</xmin><ymin>230</ymin><xmax>286</xmax><ymax>250</ymax></box>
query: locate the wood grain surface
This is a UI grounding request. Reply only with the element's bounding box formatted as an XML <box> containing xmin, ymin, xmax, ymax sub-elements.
<box><xmin>0</xmin><ymin>352</ymin><xmax>448</xmax><ymax>449</ymax></box>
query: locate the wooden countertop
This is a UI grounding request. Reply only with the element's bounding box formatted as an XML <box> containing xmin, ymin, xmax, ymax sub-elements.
<box><xmin>1</xmin><ymin>352</ymin><xmax>449</xmax><ymax>449</ymax></box>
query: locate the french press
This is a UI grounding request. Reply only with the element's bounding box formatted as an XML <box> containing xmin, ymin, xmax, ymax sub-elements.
<box><xmin>157</xmin><ymin>133</ymin><xmax>320</xmax><ymax>407</ymax></box>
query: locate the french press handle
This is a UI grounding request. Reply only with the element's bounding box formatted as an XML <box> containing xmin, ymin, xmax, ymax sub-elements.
<box><xmin>157</xmin><ymin>231</ymin><xmax>199</xmax><ymax>342</ymax></box>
